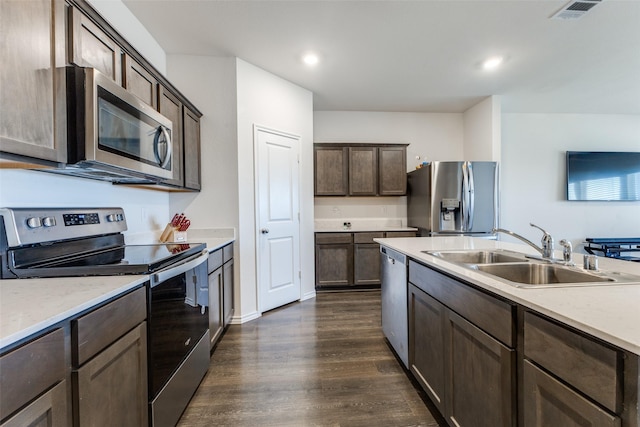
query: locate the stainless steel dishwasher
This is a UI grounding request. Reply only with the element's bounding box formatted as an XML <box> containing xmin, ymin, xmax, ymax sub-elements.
<box><xmin>380</xmin><ymin>246</ymin><xmax>408</xmax><ymax>368</ymax></box>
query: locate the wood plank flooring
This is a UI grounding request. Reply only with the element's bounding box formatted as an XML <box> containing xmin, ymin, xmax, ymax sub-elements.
<box><xmin>178</xmin><ymin>291</ymin><xmax>446</xmax><ymax>427</ymax></box>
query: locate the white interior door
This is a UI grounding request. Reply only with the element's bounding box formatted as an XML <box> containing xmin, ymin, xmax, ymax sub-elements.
<box><xmin>256</xmin><ymin>127</ymin><xmax>301</xmax><ymax>313</ymax></box>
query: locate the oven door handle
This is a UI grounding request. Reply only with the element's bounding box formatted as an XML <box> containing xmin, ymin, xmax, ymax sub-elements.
<box><xmin>151</xmin><ymin>249</ymin><xmax>209</xmax><ymax>287</ymax></box>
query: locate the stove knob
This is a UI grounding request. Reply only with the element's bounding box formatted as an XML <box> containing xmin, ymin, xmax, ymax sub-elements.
<box><xmin>106</xmin><ymin>214</ymin><xmax>117</xmax><ymax>222</ymax></box>
<box><xmin>26</xmin><ymin>217</ymin><xmax>42</xmax><ymax>228</ymax></box>
<box><xmin>116</xmin><ymin>214</ymin><xmax>124</xmax><ymax>221</ymax></box>
<box><xmin>42</xmin><ymin>217</ymin><xmax>56</xmax><ymax>227</ymax></box>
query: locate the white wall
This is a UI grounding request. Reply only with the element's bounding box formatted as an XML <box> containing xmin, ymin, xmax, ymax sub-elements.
<box><xmin>0</xmin><ymin>169</ymin><xmax>170</xmax><ymax>235</ymax></box>
<box><xmin>313</xmin><ymin>111</ymin><xmax>464</xmax><ymax>221</ymax></box>
<box><xmin>501</xmin><ymin>113</ymin><xmax>640</xmax><ymax>253</ymax></box>
<box><xmin>463</xmin><ymin>96</ymin><xmax>501</xmax><ymax>161</ymax></box>
<box><xmin>87</xmin><ymin>0</ymin><xmax>167</xmax><ymax>74</ymax></box>
<box><xmin>166</xmin><ymin>55</ymin><xmax>238</xmax><ymax>230</ymax></box>
<box><xmin>236</xmin><ymin>59</ymin><xmax>315</xmax><ymax>319</ymax></box>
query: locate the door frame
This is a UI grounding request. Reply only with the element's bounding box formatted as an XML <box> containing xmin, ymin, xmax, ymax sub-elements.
<box><xmin>253</xmin><ymin>124</ymin><xmax>302</xmax><ymax>314</ymax></box>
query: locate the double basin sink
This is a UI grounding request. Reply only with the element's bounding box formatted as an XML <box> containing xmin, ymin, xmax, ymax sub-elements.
<box><xmin>424</xmin><ymin>249</ymin><xmax>640</xmax><ymax>288</ymax></box>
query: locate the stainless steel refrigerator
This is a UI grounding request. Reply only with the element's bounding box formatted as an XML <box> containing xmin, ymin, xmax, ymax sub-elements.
<box><xmin>407</xmin><ymin>161</ymin><xmax>499</xmax><ymax>236</ymax></box>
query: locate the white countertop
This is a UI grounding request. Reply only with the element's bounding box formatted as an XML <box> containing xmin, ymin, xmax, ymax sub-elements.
<box><xmin>0</xmin><ymin>230</ymin><xmax>236</xmax><ymax>352</ymax></box>
<box><xmin>376</xmin><ymin>236</ymin><xmax>640</xmax><ymax>355</ymax></box>
<box><xmin>0</xmin><ymin>275</ymin><xmax>147</xmax><ymax>351</ymax></box>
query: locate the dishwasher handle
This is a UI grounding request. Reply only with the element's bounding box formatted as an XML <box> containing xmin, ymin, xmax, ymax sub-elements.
<box><xmin>380</xmin><ymin>246</ymin><xmax>406</xmax><ymax>265</ymax></box>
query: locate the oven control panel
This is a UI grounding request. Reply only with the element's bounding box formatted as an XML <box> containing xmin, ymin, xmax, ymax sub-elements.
<box><xmin>0</xmin><ymin>207</ymin><xmax>128</xmax><ymax>247</ymax></box>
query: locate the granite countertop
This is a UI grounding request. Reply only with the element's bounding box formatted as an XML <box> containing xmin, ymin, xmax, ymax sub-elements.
<box><xmin>1</xmin><ymin>229</ymin><xmax>236</xmax><ymax>352</ymax></box>
<box><xmin>376</xmin><ymin>236</ymin><xmax>640</xmax><ymax>355</ymax></box>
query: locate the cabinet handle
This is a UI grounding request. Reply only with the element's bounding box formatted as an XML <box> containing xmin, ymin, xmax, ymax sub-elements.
<box><xmin>261</xmin><ymin>228</ymin><xmax>269</xmax><ymax>234</ymax></box>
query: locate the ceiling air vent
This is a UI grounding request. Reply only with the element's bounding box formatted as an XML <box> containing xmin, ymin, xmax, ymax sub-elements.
<box><xmin>551</xmin><ymin>0</ymin><xmax>603</xmax><ymax>20</ymax></box>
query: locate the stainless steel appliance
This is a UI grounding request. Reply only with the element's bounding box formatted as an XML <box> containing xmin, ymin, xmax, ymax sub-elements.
<box><xmin>407</xmin><ymin>161</ymin><xmax>499</xmax><ymax>237</ymax></box>
<box><xmin>380</xmin><ymin>246</ymin><xmax>408</xmax><ymax>368</ymax></box>
<box><xmin>46</xmin><ymin>67</ymin><xmax>173</xmax><ymax>184</ymax></box>
<box><xmin>0</xmin><ymin>207</ymin><xmax>209</xmax><ymax>427</ymax></box>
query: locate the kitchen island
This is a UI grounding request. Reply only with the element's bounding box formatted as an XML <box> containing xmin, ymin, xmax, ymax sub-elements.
<box><xmin>377</xmin><ymin>235</ymin><xmax>640</xmax><ymax>427</ymax></box>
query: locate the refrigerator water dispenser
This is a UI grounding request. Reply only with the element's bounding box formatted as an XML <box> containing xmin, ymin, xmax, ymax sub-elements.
<box><xmin>440</xmin><ymin>198</ymin><xmax>460</xmax><ymax>231</ymax></box>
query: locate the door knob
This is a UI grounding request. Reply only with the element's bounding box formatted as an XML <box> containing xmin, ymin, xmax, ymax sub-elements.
<box><xmin>261</xmin><ymin>228</ymin><xmax>269</xmax><ymax>234</ymax></box>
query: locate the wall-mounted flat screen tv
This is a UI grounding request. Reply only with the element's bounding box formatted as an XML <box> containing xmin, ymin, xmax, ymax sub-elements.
<box><xmin>566</xmin><ymin>151</ymin><xmax>640</xmax><ymax>201</ymax></box>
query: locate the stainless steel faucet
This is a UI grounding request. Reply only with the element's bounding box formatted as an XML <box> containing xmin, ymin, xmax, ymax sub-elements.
<box><xmin>492</xmin><ymin>223</ymin><xmax>555</xmax><ymax>259</ymax></box>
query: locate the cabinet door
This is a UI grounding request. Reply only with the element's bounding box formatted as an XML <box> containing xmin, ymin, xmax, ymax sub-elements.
<box><xmin>314</xmin><ymin>146</ymin><xmax>348</xmax><ymax>196</ymax></box>
<box><xmin>446</xmin><ymin>311</ymin><xmax>515</xmax><ymax>427</ymax></box>
<box><xmin>74</xmin><ymin>323</ymin><xmax>148</xmax><ymax>427</ymax></box>
<box><xmin>378</xmin><ymin>146</ymin><xmax>407</xmax><ymax>195</ymax></box>
<box><xmin>0</xmin><ymin>381</ymin><xmax>68</xmax><ymax>427</ymax></box>
<box><xmin>69</xmin><ymin>7</ymin><xmax>122</xmax><ymax>84</ymax></box>
<box><xmin>123</xmin><ymin>54</ymin><xmax>158</xmax><ymax>108</ymax></box>
<box><xmin>208</xmin><ymin>267</ymin><xmax>224</xmax><ymax>349</ymax></box>
<box><xmin>0</xmin><ymin>0</ymin><xmax>66</xmax><ymax>163</ymax></box>
<box><xmin>353</xmin><ymin>243</ymin><xmax>382</xmax><ymax>285</ymax></box>
<box><xmin>158</xmin><ymin>87</ymin><xmax>184</xmax><ymax>187</ymax></box>
<box><xmin>408</xmin><ymin>284</ymin><xmax>447</xmax><ymax>415</ymax></box>
<box><xmin>349</xmin><ymin>147</ymin><xmax>377</xmax><ymax>196</ymax></box>
<box><xmin>523</xmin><ymin>360</ymin><xmax>620</xmax><ymax>427</ymax></box>
<box><xmin>315</xmin><ymin>243</ymin><xmax>353</xmax><ymax>287</ymax></box>
<box><xmin>183</xmin><ymin>107</ymin><xmax>201</xmax><ymax>190</ymax></box>
<box><xmin>223</xmin><ymin>259</ymin><xmax>234</xmax><ymax>326</ymax></box>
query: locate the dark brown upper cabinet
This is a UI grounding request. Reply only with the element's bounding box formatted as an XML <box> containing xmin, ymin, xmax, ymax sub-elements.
<box><xmin>69</xmin><ymin>6</ymin><xmax>122</xmax><ymax>85</ymax></box>
<box><xmin>314</xmin><ymin>146</ymin><xmax>349</xmax><ymax>196</ymax></box>
<box><xmin>314</xmin><ymin>143</ymin><xmax>408</xmax><ymax>197</ymax></box>
<box><xmin>183</xmin><ymin>106</ymin><xmax>202</xmax><ymax>191</ymax></box>
<box><xmin>0</xmin><ymin>0</ymin><xmax>67</xmax><ymax>164</ymax></box>
<box><xmin>378</xmin><ymin>145</ymin><xmax>407</xmax><ymax>195</ymax></box>
<box><xmin>349</xmin><ymin>147</ymin><xmax>378</xmax><ymax>196</ymax></box>
<box><xmin>123</xmin><ymin>54</ymin><xmax>158</xmax><ymax>109</ymax></box>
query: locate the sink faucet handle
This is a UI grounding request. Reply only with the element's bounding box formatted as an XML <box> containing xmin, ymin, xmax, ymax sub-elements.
<box><xmin>559</xmin><ymin>239</ymin><xmax>573</xmax><ymax>264</ymax></box>
<box><xmin>530</xmin><ymin>223</ymin><xmax>554</xmax><ymax>258</ymax></box>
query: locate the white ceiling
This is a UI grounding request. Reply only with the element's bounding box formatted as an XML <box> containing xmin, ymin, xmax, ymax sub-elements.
<box><xmin>122</xmin><ymin>0</ymin><xmax>640</xmax><ymax>114</ymax></box>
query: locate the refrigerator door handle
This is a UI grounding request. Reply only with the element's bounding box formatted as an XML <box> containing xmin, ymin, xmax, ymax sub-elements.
<box><xmin>461</xmin><ymin>162</ymin><xmax>473</xmax><ymax>231</ymax></box>
<box><xmin>467</xmin><ymin>162</ymin><xmax>475</xmax><ymax>231</ymax></box>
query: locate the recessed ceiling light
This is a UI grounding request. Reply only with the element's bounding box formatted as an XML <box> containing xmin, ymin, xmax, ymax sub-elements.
<box><xmin>482</xmin><ymin>56</ymin><xmax>504</xmax><ymax>70</ymax></box>
<box><xmin>302</xmin><ymin>53</ymin><xmax>319</xmax><ymax>66</ymax></box>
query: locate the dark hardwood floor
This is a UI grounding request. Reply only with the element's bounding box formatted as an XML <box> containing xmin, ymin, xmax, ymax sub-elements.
<box><xmin>178</xmin><ymin>290</ymin><xmax>445</xmax><ymax>427</ymax></box>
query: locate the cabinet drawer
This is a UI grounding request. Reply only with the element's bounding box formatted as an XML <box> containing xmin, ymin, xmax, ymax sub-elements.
<box><xmin>223</xmin><ymin>243</ymin><xmax>233</xmax><ymax>263</ymax></box>
<box><xmin>208</xmin><ymin>248</ymin><xmax>223</xmax><ymax>273</ymax></box>
<box><xmin>524</xmin><ymin>312</ymin><xmax>622</xmax><ymax>413</ymax></box>
<box><xmin>315</xmin><ymin>233</ymin><xmax>353</xmax><ymax>244</ymax></box>
<box><xmin>73</xmin><ymin>287</ymin><xmax>146</xmax><ymax>366</ymax></box>
<box><xmin>409</xmin><ymin>260</ymin><xmax>514</xmax><ymax>347</ymax></box>
<box><xmin>0</xmin><ymin>328</ymin><xmax>66</xmax><ymax>420</ymax></box>
<box><xmin>354</xmin><ymin>232</ymin><xmax>384</xmax><ymax>244</ymax></box>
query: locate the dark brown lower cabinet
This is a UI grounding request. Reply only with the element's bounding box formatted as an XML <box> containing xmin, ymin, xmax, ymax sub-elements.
<box><xmin>408</xmin><ymin>261</ymin><xmax>515</xmax><ymax>427</ymax></box>
<box><xmin>523</xmin><ymin>360</ymin><xmax>620</xmax><ymax>427</ymax></box>
<box><xmin>73</xmin><ymin>322</ymin><xmax>147</xmax><ymax>427</ymax></box>
<box><xmin>447</xmin><ymin>311</ymin><xmax>515</xmax><ymax>427</ymax></box>
<box><xmin>0</xmin><ymin>328</ymin><xmax>68</xmax><ymax>427</ymax></box>
<box><xmin>1</xmin><ymin>381</ymin><xmax>67</xmax><ymax>427</ymax></box>
<box><xmin>316</xmin><ymin>231</ymin><xmax>416</xmax><ymax>289</ymax></box>
<box><xmin>315</xmin><ymin>233</ymin><xmax>354</xmax><ymax>288</ymax></box>
<box><xmin>223</xmin><ymin>257</ymin><xmax>234</xmax><ymax>326</ymax></box>
<box><xmin>208</xmin><ymin>264</ymin><xmax>224</xmax><ymax>348</ymax></box>
<box><xmin>409</xmin><ymin>284</ymin><xmax>446</xmax><ymax>414</ymax></box>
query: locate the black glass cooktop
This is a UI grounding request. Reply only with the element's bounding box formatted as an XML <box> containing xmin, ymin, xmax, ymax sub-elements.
<box><xmin>8</xmin><ymin>242</ymin><xmax>206</xmax><ymax>278</ymax></box>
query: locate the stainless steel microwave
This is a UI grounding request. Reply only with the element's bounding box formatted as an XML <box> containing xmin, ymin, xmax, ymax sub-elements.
<box><xmin>52</xmin><ymin>67</ymin><xmax>174</xmax><ymax>183</ymax></box>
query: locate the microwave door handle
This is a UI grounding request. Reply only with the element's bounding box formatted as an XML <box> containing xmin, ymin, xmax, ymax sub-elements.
<box><xmin>153</xmin><ymin>126</ymin><xmax>173</xmax><ymax>169</ymax></box>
